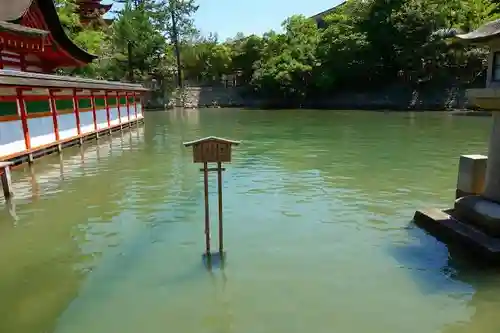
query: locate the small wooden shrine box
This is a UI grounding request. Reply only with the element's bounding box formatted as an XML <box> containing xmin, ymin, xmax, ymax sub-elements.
<box><xmin>183</xmin><ymin>136</ymin><xmax>240</xmax><ymax>163</ymax></box>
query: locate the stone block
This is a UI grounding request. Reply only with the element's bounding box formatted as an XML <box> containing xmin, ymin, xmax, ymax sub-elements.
<box><xmin>456</xmin><ymin>154</ymin><xmax>487</xmax><ymax>198</ymax></box>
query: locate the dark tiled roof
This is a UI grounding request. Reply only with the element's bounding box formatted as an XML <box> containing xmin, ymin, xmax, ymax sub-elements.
<box><xmin>456</xmin><ymin>19</ymin><xmax>500</xmax><ymax>43</ymax></box>
<box><xmin>309</xmin><ymin>2</ymin><xmax>346</xmax><ymax>21</ymax></box>
<box><xmin>0</xmin><ymin>0</ymin><xmax>33</xmax><ymax>21</ymax></box>
<box><xmin>0</xmin><ymin>0</ymin><xmax>96</xmax><ymax>64</ymax></box>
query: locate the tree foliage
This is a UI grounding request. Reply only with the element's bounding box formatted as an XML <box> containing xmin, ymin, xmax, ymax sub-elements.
<box><xmin>56</xmin><ymin>0</ymin><xmax>500</xmax><ymax>104</ymax></box>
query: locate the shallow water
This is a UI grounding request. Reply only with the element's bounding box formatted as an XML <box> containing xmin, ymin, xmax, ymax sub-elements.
<box><xmin>0</xmin><ymin>109</ymin><xmax>497</xmax><ymax>333</ymax></box>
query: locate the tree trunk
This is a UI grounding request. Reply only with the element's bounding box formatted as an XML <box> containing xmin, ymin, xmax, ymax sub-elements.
<box><xmin>171</xmin><ymin>3</ymin><xmax>182</xmax><ymax>88</ymax></box>
<box><xmin>127</xmin><ymin>42</ymin><xmax>133</xmax><ymax>82</ymax></box>
<box><xmin>483</xmin><ymin>112</ymin><xmax>500</xmax><ymax>203</ymax></box>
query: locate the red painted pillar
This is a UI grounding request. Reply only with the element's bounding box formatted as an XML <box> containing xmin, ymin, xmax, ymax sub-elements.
<box><xmin>0</xmin><ymin>46</ymin><xmax>3</xmax><ymax>69</ymax></box>
<box><xmin>133</xmin><ymin>92</ymin><xmax>138</xmax><ymax>118</ymax></box>
<box><xmin>90</xmin><ymin>91</ymin><xmax>97</xmax><ymax>131</ymax></box>
<box><xmin>140</xmin><ymin>94</ymin><xmax>144</xmax><ymax>116</ymax></box>
<box><xmin>126</xmin><ymin>92</ymin><xmax>131</xmax><ymax>121</ymax></box>
<box><xmin>16</xmin><ymin>88</ymin><xmax>30</xmax><ymax>150</ymax></box>
<box><xmin>105</xmin><ymin>91</ymin><xmax>110</xmax><ymax>128</ymax></box>
<box><xmin>72</xmin><ymin>89</ymin><xmax>81</xmax><ymax>136</ymax></box>
<box><xmin>116</xmin><ymin>91</ymin><xmax>122</xmax><ymax>124</ymax></box>
<box><xmin>20</xmin><ymin>54</ymin><xmax>26</xmax><ymax>71</ymax></box>
<box><xmin>49</xmin><ymin>89</ymin><xmax>60</xmax><ymax>141</ymax></box>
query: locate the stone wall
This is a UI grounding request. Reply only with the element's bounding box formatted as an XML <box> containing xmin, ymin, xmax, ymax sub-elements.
<box><xmin>306</xmin><ymin>85</ymin><xmax>472</xmax><ymax>110</ymax></box>
<box><xmin>164</xmin><ymin>83</ymin><xmax>482</xmax><ymax>111</ymax></box>
<box><xmin>167</xmin><ymin>86</ymin><xmax>245</xmax><ymax>108</ymax></box>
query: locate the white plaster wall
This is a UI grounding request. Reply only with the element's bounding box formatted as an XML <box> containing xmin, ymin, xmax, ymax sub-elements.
<box><xmin>0</xmin><ymin>120</ymin><xmax>26</xmax><ymax>157</ymax></box>
<box><xmin>28</xmin><ymin>116</ymin><xmax>56</xmax><ymax>148</ymax></box>
<box><xmin>120</xmin><ymin>109</ymin><xmax>129</xmax><ymax>123</ymax></box>
<box><xmin>130</xmin><ymin>109</ymin><xmax>137</xmax><ymax>120</ymax></box>
<box><xmin>79</xmin><ymin>111</ymin><xmax>95</xmax><ymax>134</ymax></box>
<box><xmin>58</xmin><ymin>113</ymin><xmax>78</xmax><ymax>139</ymax></box>
<box><xmin>109</xmin><ymin>107</ymin><xmax>120</xmax><ymax>126</ymax></box>
<box><xmin>96</xmin><ymin>109</ymin><xmax>108</xmax><ymax>130</ymax></box>
<box><xmin>136</xmin><ymin>104</ymin><xmax>143</xmax><ymax>118</ymax></box>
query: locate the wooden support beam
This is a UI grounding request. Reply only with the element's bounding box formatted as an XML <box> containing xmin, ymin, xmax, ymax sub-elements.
<box><xmin>217</xmin><ymin>161</ymin><xmax>224</xmax><ymax>254</ymax></box>
<box><xmin>90</xmin><ymin>91</ymin><xmax>98</xmax><ymax>132</ymax></box>
<box><xmin>203</xmin><ymin>162</ymin><xmax>211</xmax><ymax>255</ymax></box>
<box><xmin>116</xmin><ymin>91</ymin><xmax>122</xmax><ymax>126</ymax></box>
<box><xmin>133</xmin><ymin>92</ymin><xmax>138</xmax><ymax>118</ymax></box>
<box><xmin>126</xmin><ymin>92</ymin><xmax>131</xmax><ymax>121</ymax></box>
<box><xmin>0</xmin><ymin>162</ymin><xmax>13</xmax><ymax>199</ymax></box>
<box><xmin>72</xmin><ymin>88</ymin><xmax>81</xmax><ymax>136</ymax></box>
<box><xmin>104</xmin><ymin>91</ymin><xmax>110</xmax><ymax>128</ymax></box>
<box><xmin>49</xmin><ymin>89</ymin><xmax>59</xmax><ymax>141</ymax></box>
<box><xmin>16</xmin><ymin>88</ymin><xmax>30</xmax><ymax>150</ymax></box>
<box><xmin>199</xmin><ymin>167</ymin><xmax>226</xmax><ymax>172</ymax></box>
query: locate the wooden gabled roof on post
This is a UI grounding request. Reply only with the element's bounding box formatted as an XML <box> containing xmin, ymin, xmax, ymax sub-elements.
<box><xmin>183</xmin><ymin>136</ymin><xmax>241</xmax><ymax>147</ymax></box>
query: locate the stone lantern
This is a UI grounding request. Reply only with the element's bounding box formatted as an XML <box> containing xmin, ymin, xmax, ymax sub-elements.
<box><xmin>414</xmin><ymin>19</ymin><xmax>500</xmax><ymax>259</ymax></box>
<box><xmin>461</xmin><ymin>20</ymin><xmax>500</xmax><ymax>203</ymax></box>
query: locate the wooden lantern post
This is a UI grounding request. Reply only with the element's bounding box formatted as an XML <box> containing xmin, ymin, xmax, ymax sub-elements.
<box><xmin>183</xmin><ymin>136</ymin><xmax>240</xmax><ymax>256</ymax></box>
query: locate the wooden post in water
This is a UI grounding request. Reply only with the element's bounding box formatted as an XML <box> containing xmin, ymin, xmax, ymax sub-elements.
<box><xmin>183</xmin><ymin>136</ymin><xmax>240</xmax><ymax>257</ymax></box>
<box><xmin>217</xmin><ymin>161</ymin><xmax>224</xmax><ymax>254</ymax></box>
<box><xmin>0</xmin><ymin>162</ymin><xmax>13</xmax><ymax>199</ymax></box>
<box><xmin>203</xmin><ymin>161</ymin><xmax>211</xmax><ymax>254</ymax></box>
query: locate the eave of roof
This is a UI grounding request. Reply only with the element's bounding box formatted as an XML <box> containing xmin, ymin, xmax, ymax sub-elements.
<box><xmin>0</xmin><ymin>0</ymin><xmax>97</xmax><ymax>65</ymax></box>
<box><xmin>0</xmin><ymin>69</ymin><xmax>148</xmax><ymax>91</ymax></box>
<box><xmin>183</xmin><ymin>136</ymin><xmax>241</xmax><ymax>147</ymax></box>
<box><xmin>309</xmin><ymin>1</ymin><xmax>346</xmax><ymax>21</ymax></box>
<box><xmin>0</xmin><ymin>20</ymin><xmax>48</xmax><ymax>36</ymax></box>
<box><xmin>455</xmin><ymin>19</ymin><xmax>500</xmax><ymax>44</ymax></box>
<box><xmin>37</xmin><ymin>0</ymin><xmax>97</xmax><ymax>63</ymax></box>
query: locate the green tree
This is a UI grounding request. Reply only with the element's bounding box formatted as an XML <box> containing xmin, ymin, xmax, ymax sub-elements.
<box><xmin>230</xmin><ymin>34</ymin><xmax>264</xmax><ymax>84</ymax></box>
<box><xmin>251</xmin><ymin>15</ymin><xmax>320</xmax><ymax>103</ymax></box>
<box><xmin>315</xmin><ymin>2</ymin><xmax>372</xmax><ymax>91</ymax></box>
<box><xmin>156</xmin><ymin>0</ymin><xmax>199</xmax><ymax>87</ymax></box>
<box><xmin>54</xmin><ymin>0</ymin><xmax>108</xmax><ymax>77</ymax></box>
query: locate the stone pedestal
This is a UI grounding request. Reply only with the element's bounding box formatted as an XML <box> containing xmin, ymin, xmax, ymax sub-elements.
<box><xmin>456</xmin><ymin>154</ymin><xmax>487</xmax><ymax>199</ymax></box>
<box><xmin>452</xmin><ymin>112</ymin><xmax>500</xmax><ymax>240</ymax></box>
<box><xmin>455</xmin><ymin>195</ymin><xmax>500</xmax><ymax>236</ymax></box>
<box><xmin>484</xmin><ymin>112</ymin><xmax>500</xmax><ymax>203</ymax></box>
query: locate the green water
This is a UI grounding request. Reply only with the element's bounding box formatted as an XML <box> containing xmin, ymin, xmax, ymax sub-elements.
<box><xmin>0</xmin><ymin>109</ymin><xmax>496</xmax><ymax>333</ymax></box>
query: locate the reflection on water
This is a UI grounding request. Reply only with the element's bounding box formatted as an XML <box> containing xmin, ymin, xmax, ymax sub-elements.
<box><xmin>0</xmin><ymin>110</ymin><xmax>498</xmax><ymax>333</ymax></box>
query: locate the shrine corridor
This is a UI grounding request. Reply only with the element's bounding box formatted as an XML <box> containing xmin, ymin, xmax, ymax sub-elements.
<box><xmin>0</xmin><ymin>109</ymin><xmax>496</xmax><ymax>333</ymax></box>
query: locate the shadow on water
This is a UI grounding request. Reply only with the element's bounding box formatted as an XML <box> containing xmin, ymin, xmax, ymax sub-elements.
<box><xmin>388</xmin><ymin>221</ymin><xmax>500</xmax><ymax>330</ymax></box>
<box><xmin>203</xmin><ymin>252</ymin><xmax>226</xmax><ymax>271</ymax></box>
<box><xmin>0</xmin><ymin>128</ymin><xmax>145</xmax><ymax>333</ymax></box>
<box><xmin>389</xmin><ymin>220</ymin><xmax>500</xmax><ymax>297</ymax></box>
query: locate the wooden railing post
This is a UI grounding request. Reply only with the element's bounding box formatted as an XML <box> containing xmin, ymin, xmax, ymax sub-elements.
<box><xmin>116</xmin><ymin>91</ymin><xmax>122</xmax><ymax>127</ymax></box>
<box><xmin>72</xmin><ymin>88</ymin><xmax>81</xmax><ymax>136</ymax></box>
<box><xmin>90</xmin><ymin>91</ymin><xmax>98</xmax><ymax>132</ymax></box>
<box><xmin>104</xmin><ymin>91</ymin><xmax>111</xmax><ymax>129</ymax></box>
<box><xmin>49</xmin><ymin>89</ymin><xmax>60</xmax><ymax>142</ymax></box>
<box><xmin>16</xmin><ymin>88</ymin><xmax>30</xmax><ymax>150</ymax></box>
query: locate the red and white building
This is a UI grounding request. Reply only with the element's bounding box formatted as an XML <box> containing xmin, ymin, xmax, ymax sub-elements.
<box><xmin>0</xmin><ymin>0</ymin><xmax>146</xmax><ymax>163</ymax></box>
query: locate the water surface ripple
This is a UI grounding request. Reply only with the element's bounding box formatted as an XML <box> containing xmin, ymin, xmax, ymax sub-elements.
<box><xmin>0</xmin><ymin>109</ymin><xmax>496</xmax><ymax>333</ymax></box>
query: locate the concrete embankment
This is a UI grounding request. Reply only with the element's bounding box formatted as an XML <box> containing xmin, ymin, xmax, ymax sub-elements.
<box><xmin>158</xmin><ymin>83</ymin><xmax>485</xmax><ymax>112</ymax></box>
